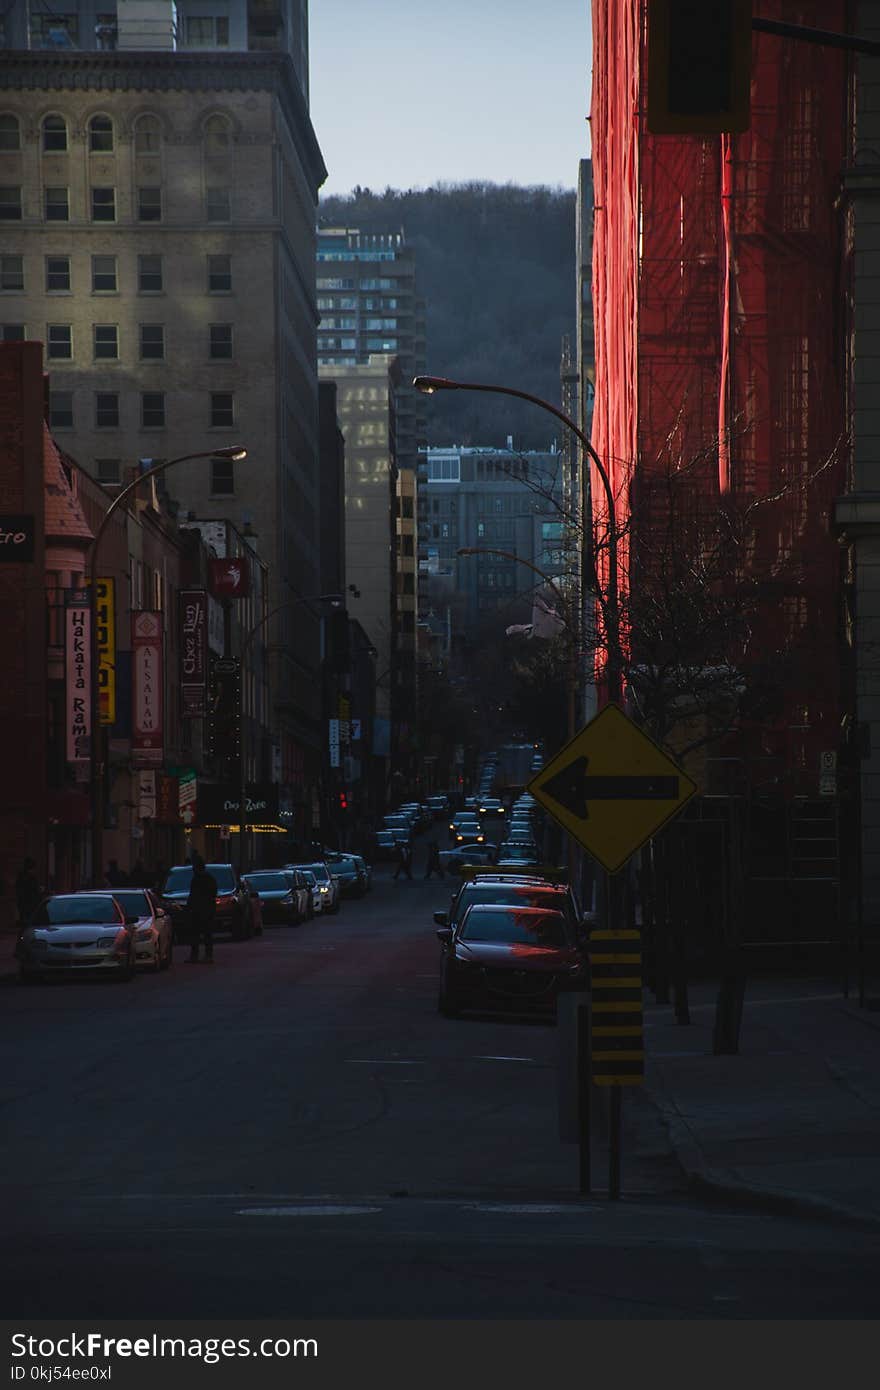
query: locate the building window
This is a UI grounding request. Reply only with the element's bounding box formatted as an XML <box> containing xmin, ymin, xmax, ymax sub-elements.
<box><xmin>0</xmin><ymin>187</ymin><xmax>21</xmax><ymax>220</ymax></box>
<box><xmin>95</xmin><ymin>392</ymin><xmax>119</xmax><ymax>428</ymax></box>
<box><xmin>46</xmin><ymin>256</ymin><xmax>70</xmax><ymax>292</ymax></box>
<box><xmin>0</xmin><ymin>324</ymin><xmax>25</xmax><ymax>341</ymax></box>
<box><xmin>91</xmin><ymin>255</ymin><xmax>117</xmax><ymax>292</ymax></box>
<box><xmin>209</xmin><ymin>324</ymin><xmax>232</xmax><ymax>358</ymax></box>
<box><xmin>49</xmin><ymin>390</ymin><xmax>73</xmax><ymax>428</ymax></box>
<box><xmin>137</xmin><ymin>186</ymin><xmax>161</xmax><ymax>222</ymax></box>
<box><xmin>88</xmin><ymin>115</ymin><xmax>114</xmax><ymax>152</ymax></box>
<box><xmin>30</xmin><ymin>14</ymin><xmax>79</xmax><ymax>47</ymax></box>
<box><xmin>204</xmin><ymin>114</ymin><xmax>232</xmax><ymax>155</ymax></box>
<box><xmin>1</xmin><ymin>255</ymin><xmax>24</xmax><ymax>291</ymax></box>
<box><xmin>47</xmin><ymin>324</ymin><xmax>72</xmax><ymax>359</ymax></box>
<box><xmin>141</xmin><ymin>392</ymin><xmax>165</xmax><ymax>428</ymax></box>
<box><xmin>427</xmin><ymin>456</ymin><xmax>460</xmax><ymax>481</ymax></box>
<box><xmin>210</xmin><ymin>456</ymin><xmax>235</xmax><ymax>494</ymax></box>
<box><xmin>477</xmin><ymin>521</ymin><xmax>486</xmax><ymax>537</ymax></box>
<box><xmin>206</xmin><ymin>187</ymin><xmax>230</xmax><ymax>222</ymax></box>
<box><xmin>210</xmin><ymin>392</ymin><xmax>234</xmax><ymax>427</ymax></box>
<box><xmin>96</xmin><ymin>458</ymin><xmax>121</xmax><ymax>484</ymax></box>
<box><xmin>93</xmin><ymin>324</ymin><xmax>118</xmax><ymax>359</ymax></box>
<box><xmin>0</xmin><ymin>115</ymin><xmax>20</xmax><ymax>152</ymax></box>
<box><xmin>44</xmin><ymin>186</ymin><xmax>69</xmax><ymax>221</ymax></box>
<box><xmin>139</xmin><ymin>323</ymin><xmax>164</xmax><ymax>360</ymax></box>
<box><xmin>42</xmin><ymin>116</ymin><xmax>67</xmax><ymax>153</ymax></box>
<box><xmin>91</xmin><ymin>187</ymin><xmax>115</xmax><ymax>222</ymax></box>
<box><xmin>186</xmin><ymin>15</ymin><xmax>229</xmax><ymax>46</ymax></box>
<box><xmin>134</xmin><ymin>116</ymin><xmax>161</xmax><ymax>154</ymax></box>
<box><xmin>208</xmin><ymin>255</ymin><xmax>231</xmax><ymax>292</ymax></box>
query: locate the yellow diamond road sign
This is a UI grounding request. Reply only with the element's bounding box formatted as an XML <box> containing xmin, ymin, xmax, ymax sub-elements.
<box><xmin>527</xmin><ymin>704</ymin><xmax>697</xmax><ymax>874</ymax></box>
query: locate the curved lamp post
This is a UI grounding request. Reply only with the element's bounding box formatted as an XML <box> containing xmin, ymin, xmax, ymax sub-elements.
<box><xmin>236</xmin><ymin>591</ymin><xmax>344</xmax><ymax>874</ymax></box>
<box><xmin>88</xmin><ymin>444</ymin><xmax>247</xmax><ymax>884</ymax></box>
<box><xmin>414</xmin><ymin>374</ymin><xmax>622</xmax><ymax>704</ymax></box>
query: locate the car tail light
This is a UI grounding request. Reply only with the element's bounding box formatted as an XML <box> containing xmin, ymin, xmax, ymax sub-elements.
<box><xmin>216</xmin><ymin>894</ymin><xmax>234</xmax><ymax>906</ymax></box>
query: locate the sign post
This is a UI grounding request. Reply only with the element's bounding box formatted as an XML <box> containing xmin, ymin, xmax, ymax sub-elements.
<box><xmin>529</xmin><ymin>704</ymin><xmax>696</xmax><ymax>1198</ymax></box>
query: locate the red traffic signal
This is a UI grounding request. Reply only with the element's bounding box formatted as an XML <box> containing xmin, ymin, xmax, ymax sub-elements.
<box><xmin>647</xmin><ymin>0</ymin><xmax>751</xmax><ymax>135</ymax></box>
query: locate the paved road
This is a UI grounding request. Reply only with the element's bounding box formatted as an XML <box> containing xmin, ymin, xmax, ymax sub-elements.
<box><xmin>2</xmin><ymin>859</ymin><xmax>878</xmax><ymax>1318</ymax></box>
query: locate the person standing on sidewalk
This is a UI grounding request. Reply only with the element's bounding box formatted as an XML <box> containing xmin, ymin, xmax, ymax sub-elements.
<box><xmin>424</xmin><ymin>841</ymin><xmax>445</xmax><ymax>879</ymax></box>
<box><xmin>186</xmin><ymin>859</ymin><xmax>218</xmax><ymax>963</ymax></box>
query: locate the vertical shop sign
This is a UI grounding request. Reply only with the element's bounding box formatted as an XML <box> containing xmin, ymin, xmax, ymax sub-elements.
<box><xmin>179</xmin><ymin>589</ymin><xmax>207</xmax><ymax>717</ymax></box>
<box><xmin>96</xmin><ymin>577</ymin><xmax>116</xmax><ymax>725</ymax></box>
<box><xmin>131</xmin><ymin>610</ymin><xmax>164</xmax><ymax>767</ymax></box>
<box><xmin>65</xmin><ymin>594</ymin><xmax>91</xmax><ymax>764</ymax></box>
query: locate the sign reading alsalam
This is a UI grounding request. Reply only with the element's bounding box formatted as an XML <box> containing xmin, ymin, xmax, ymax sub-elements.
<box><xmin>131</xmin><ymin>610</ymin><xmax>164</xmax><ymax>767</ymax></box>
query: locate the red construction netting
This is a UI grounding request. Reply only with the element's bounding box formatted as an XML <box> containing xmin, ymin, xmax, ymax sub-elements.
<box><xmin>590</xmin><ymin>0</ymin><xmax>850</xmax><ymax>780</ymax></box>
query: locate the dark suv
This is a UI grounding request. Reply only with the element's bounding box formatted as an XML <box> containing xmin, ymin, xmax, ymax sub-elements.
<box><xmin>160</xmin><ymin>863</ymin><xmax>252</xmax><ymax>940</ymax></box>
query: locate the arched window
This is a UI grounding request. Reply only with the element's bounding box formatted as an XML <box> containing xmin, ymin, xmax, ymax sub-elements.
<box><xmin>134</xmin><ymin>115</ymin><xmax>161</xmax><ymax>154</ymax></box>
<box><xmin>42</xmin><ymin>115</ymin><xmax>67</xmax><ymax>153</ymax></box>
<box><xmin>0</xmin><ymin>115</ymin><xmax>20</xmax><ymax>152</ymax></box>
<box><xmin>203</xmin><ymin>114</ymin><xmax>231</xmax><ymax>156</ymax></box>
<box><xmin>88</xmin><ymin>115</ymin><xmax>113</xmax><ymax>153</ymax></box>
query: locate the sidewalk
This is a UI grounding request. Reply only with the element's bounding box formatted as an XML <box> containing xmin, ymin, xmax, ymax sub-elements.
<box><xmin>632</xmin><ymin>977</ymin><xmax>880</xmax><ymax>1229</ymax></box>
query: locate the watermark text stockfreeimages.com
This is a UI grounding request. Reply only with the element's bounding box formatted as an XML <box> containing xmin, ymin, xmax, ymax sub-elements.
<box><xmin>10</xmin><ymin>1332</ymin><xmax>317</xmax><ymax>1369</ymax></box>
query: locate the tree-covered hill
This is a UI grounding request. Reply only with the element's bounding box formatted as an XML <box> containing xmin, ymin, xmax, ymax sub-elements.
<box><xmin>318</xmin><ymin>182</ymin><xmax>576</xmax><ymax>451</ymax></box>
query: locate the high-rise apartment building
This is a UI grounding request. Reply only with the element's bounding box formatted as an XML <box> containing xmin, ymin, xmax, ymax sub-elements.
<box><xmin>0</xmin><ymin>11</ymin><xmax>329</xmax><ymax>821</ymax></box>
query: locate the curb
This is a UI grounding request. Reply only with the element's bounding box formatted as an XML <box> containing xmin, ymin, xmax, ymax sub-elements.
<box><xmin>650</xmin><ymin>1091</ymin><xmax>880</xmax><ymax>1233</ymax></box>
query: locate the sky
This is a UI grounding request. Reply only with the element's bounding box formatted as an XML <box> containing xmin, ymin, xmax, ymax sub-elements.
<box><xmin>309</xmin><ymin>0</ymin><xmax>592</xmax><ymax>197</ymax></box>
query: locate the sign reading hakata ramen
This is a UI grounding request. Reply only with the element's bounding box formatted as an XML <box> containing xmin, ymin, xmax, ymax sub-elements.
<box><xmin>65</xmin><ymin>595</ymin><xmax>91</xmax><ymax>763</ymax></box>
<box><xmin>131</xmin><ymin>610</ymin><xmax>164</xmax><ymax>767</ymax></box>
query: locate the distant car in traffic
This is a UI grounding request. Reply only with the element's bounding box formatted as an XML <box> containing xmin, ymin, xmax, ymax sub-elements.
<box><xmin>17</xmin><ymin>893</ymin><xmax>136</xmax><ymax>983</ymax></box>
<box><xmin>438</xmin><ymin>842</ymin><xmax>497</xmax><ymax>872</ymax></box>
<box><xmin>477</xmin><ymin>797</ymin><xmax>506</xmax><ymax>819</ymax></box>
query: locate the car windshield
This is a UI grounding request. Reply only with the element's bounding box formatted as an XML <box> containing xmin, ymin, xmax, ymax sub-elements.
<box><xmin>246</xmin><ymin>873</ymin><xmax>290</xmax><ymax>892</ymax></box>
<box><xmin>100</xmin><ymin>890</ymin><xmax>150</xmax><ymax>917</ymax></box>
<box><xmin>302</xmin><ymin>863</ymin><xmax>330</xmax><ymax>883</ymax></box>
<box><xmin>455</xmin><ymin>886</ymin><xmax>568</xmax><ymax>919</ymax></box>
<box><xmin>461</xmin><ymin>909</ymin><xmax>569</xmax><ymax>947</ymax></box>
<box><xmin>164</xmin><ymin>865</ymin><xmax>235</xmax><ymax>894</ymax></box>
<box><xmin>32</xmin><ymin>896</ymin><xmax>121</xmax><ymax>926</ymax></box>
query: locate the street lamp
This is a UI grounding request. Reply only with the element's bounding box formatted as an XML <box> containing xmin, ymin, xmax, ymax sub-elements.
<box><xmin>88</xmin><ymin>444</ymin><xmax>247</xmax><ymax>885</ymax></box>
<box><xmin>237</xmin><ymin>592</ymin><xmax>344</xmax><ymax>874</ymax></box>
<box><xmin>414</xmin><ymin>374</ymin><xmax>622</xmax><ymax>704</ymax></box>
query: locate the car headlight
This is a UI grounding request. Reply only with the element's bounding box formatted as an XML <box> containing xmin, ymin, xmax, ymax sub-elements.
<box><xmin>319</xmin><ymin>885</ymin><xmax>331</xmax><ymax>894</ymax></box>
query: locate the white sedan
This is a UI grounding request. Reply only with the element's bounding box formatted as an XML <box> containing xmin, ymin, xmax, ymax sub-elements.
<box><xmin>88</xmin><ymin>888</ymin><xmax>174</xmax><ymax>971</ymax></box>
<box><xmin>439</xmin><ymin>842</ymin><xmax>497</xmax><ymax>872</ymax></box>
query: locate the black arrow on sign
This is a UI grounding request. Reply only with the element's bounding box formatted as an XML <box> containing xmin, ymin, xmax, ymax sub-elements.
<box><xmin>538</xmin><ymin>756</ymin><xmax>679</xmax><ymax>820</ymax></box>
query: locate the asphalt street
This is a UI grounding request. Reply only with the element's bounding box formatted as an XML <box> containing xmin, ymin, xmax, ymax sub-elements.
<box><xmin>2</xmin><ymin>844</ymin><xmax>879</xmax><ymax>1319</ymax></box>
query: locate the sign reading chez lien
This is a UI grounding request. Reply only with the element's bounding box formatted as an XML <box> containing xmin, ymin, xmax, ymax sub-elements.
<box><xmin>198</xmin><ymin>782</ymin><xmax>281</xmax><ymax>826</ymax></box>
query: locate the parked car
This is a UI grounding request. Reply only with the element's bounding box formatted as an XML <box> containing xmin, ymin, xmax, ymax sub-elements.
<box><xmin>298</xmin><ymin>867</ymin><xmax>323</xmax><ymax>916</ymax></box>
<box><xmin>350</xmin><ymin>854</ymin><xmax>372</xmax><ymax>892</ymax></box>
<box><xmin>17</xmin><ymin>893</ymin><xmax>136</xmax><ymax>983</ymax></box>
<box><xmin>371</xmin><ymin>830</ymin><xmax>400</xmax><ymax>863</ymax></box>
<box><xmin>426</xmin><ymin>794</ymin><xmax>450</xmax><ymax>819</ymax></box>
<box><xmin>86</xmin><ymin>888</ymin><xmax>173</xmax><ymax>972</ymax></box>
<box><xmin>160</xmin><ymin>863</ymin><xmax>252</xmax><ymax>940</ymax></box>
<box><xmin>290</xmin><ymin>862</ymin><xmax>341</xmax><ymax>914</ymax></box>
<box><xmin>436</xmin><ymin>903</ymin><xmax>586</xmax><ymax>1018</ymax></box>
<box><xmin>323</xmin><ymin>852</ymin><xmax>368</xmax><ymax>898</ymax></box>
<box><xmin>242</xmin><ymin>869</ymin><xmax>310</xmax><ymax>926</ymax></box>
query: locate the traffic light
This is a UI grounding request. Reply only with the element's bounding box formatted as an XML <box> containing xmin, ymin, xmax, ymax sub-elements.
<box><xmin>647</xmin><ymin>0</ymin><xmax>751</xmax><ymax>135</ymax></box>
<box><xmin>338</xmin><ymin>791</ymin><xmax>348</xmax><ymax>812</ymax></box>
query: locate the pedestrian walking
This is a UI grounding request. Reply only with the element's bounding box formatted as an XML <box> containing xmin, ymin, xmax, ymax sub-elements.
<box><xmin>186</xmin><ymin>859</ymin><xmax>218</xmax><ymax>963</ymax></box>
<box><xmin>393</xmin><ymin>842</ymin><xmax>413</xmax><ymax>880</ymax></box>
<box><xmin>15</xmin><ymin>857</ymin><xmax>41</xmax><ymax>926</ymax></box>
<box><xmin>424</xmin><ymin>841</ymin><xmax>445</xmax><ymax>879</ymax></box>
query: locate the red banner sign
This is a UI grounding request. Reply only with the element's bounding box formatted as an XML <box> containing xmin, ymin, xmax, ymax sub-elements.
<box><xmin>208</xmin><ymin>557</ymin><xmax>250</xmax><ymax>598</ymax></box>
<box><xmin>179</xmin><ymin>588</ymin><xmax>207</xmax><ymax>717</ymax></box>
<box><xmin>131</xmin><ymin>610</ymin><xmax>164</xmax><ymax>767</ymax></box>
